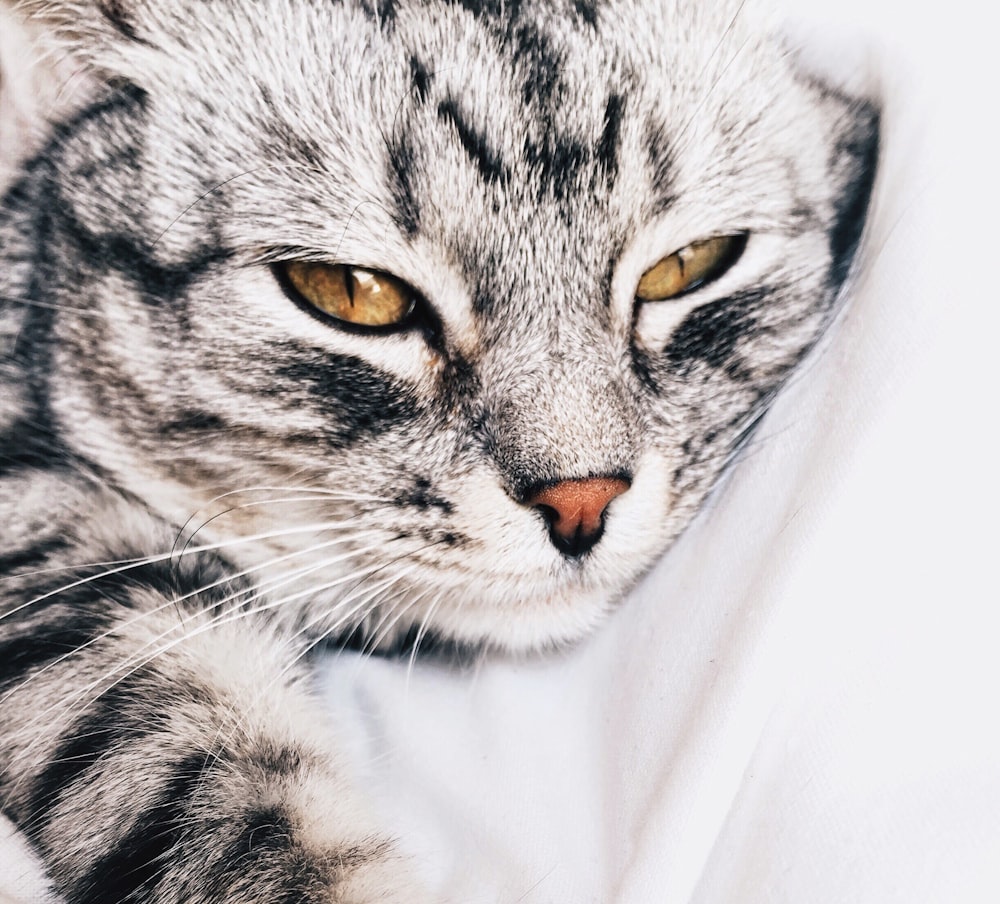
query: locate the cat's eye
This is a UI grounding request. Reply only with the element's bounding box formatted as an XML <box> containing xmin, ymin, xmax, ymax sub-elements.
<box><xmin>635</xmin><ymin>233</ymin><xmax>748</xmax><ymax>302</ymax></box>
<box><xmin>280</xmin><ymin>261</ymin><xmax>415</xmax><ymax>329</ymax></box>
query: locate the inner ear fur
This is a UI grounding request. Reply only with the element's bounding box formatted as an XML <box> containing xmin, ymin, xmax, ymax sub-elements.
<box><xmin>10</xmin><ymin>0</ymin><xmax>185</xmax><ymax>98</ymax></box>
<box><xmin>0</xmin><ymin>2</ymin><xmax>99</xmax><ymax>184</ymax></box>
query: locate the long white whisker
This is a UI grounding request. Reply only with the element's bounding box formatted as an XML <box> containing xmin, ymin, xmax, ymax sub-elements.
<box><xmin>2</xmin><ymin>554</ymin><xmax>401</xmax><ymax>795</ymax></box>
<box><xmin>172</xmin><ymin>489</ymin><xmax>394</xmax><ymax>557</ymax></box>
<box><xmin>1</xmin><ymin>520</ymin><xmax>375</xmax><ymax>624</ymax></box>
<box><xmin>5</xmin><ymin>504</ymin><xmax>382</xmax><ymax>584</ymax></box>
<box><xmin>204</xmin><ymin>564</ymin><xmax>424</xmax><ymax>767</ymax></box>
<box><xmin>0</xmin><ymin>531</ymin><xmax>389</xmax><ymax>707</ymax></box>
<box><xmin>405</xmin><ymin>592</ymin><xmax>448</xmax><ymax>690</ymax></box>
<box><xmin>363</xmin><ymin>583</ymin><xmax>438</xmax><ymax>657</ymax></box>
<box><xmin>198</xmin><ymin>538</ymin><xmax>447</xmax><ymax>766</ymax></box>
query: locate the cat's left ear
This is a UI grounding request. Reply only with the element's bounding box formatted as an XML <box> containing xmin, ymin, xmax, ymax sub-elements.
<box><xmin>1</xmin><ymin>3</ymin><xmax>101</xmax><ymax>176</ymax></box>
<box><xmin>14</xmin><ymin>1</ymin><xmax>171</xmax><ymax>87</ymax></box>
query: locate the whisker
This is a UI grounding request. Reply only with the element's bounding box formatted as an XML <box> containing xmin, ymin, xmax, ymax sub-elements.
<box><xmin>173</xmin><ymin>499</ymin><xmax>378</xmax><ymax>561</ymax></box>
<box><xmin>669</xmin><ymin>2</ymin><xmax>753</xmax><ymax>159</ymax></box>
<box><xmin>0</xmin><ymin>531</ymin><xmax>391</xmax><ymax>708</ymax></box>
<box><xmin>0</xmin><ymin>293</ymin><xmax>90</xmax><ymax>312</ymax></box>
<box><xmin>0</xmin><ymin>531</ymin><xmax>396</xmax><ymax>703</ymax></box>
<box><xmin>0</xmin><ymin>519</ymin><xmax>378</xmax><ymax>624</ymax></box>
<box><xmin>405</xmin><ymin>593</ymin><xmax>447</xmax><ymax>688</ymax></box>
<box><xmin>199</xmin><ymin>537</ymin><xmax>448</xmax><ymax>767</ymax></box>
<box><xmin>153</xmin><ymin>160</ymin><xmax>348</xmax><ymax>251</ymax></box>
<box><xmin>202</xmin><ymin>564</ymin><xmax>424</xmax><ymax>768</ymax></box>
<box><xmin>170</xmin><ymin>485</ymin><xmax>396</xmax><ymax>557</ymax></box>
<box><xmin>361</xmin><ymin>583</ymin><xmax>437</xmax><ymax>658</ymax></box>
<box><xmin>2</xmin><ymin>552</ymin><xmax>400</xmax><ymax>798</ymax></box>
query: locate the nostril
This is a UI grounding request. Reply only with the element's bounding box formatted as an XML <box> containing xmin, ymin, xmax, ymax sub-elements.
<box><xmin>534</xmin><ymin>503</ymin><xmax>561</xmax><ymax>528</ymax></box>
<box><xmin>525</xmin><ymin>476</ymin><xmax>631</xmax><ymax>557</ymax></box>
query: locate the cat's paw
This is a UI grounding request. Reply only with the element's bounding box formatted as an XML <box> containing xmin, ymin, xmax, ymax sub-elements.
<box><xmin>333</xmin><ymin>850</ymin><xmax>438</xmax><ymax>904</ymax></box>
<box><xmin>209</xmin><ymin>835</ymin><xmax>436</xmax><ymax>904</ymax></box>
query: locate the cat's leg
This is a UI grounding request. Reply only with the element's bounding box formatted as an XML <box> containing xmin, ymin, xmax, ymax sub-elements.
<box><xmin>0</xmin><ymin>484</ymin><xmax>425</xmax><ymax>904</ymax></box>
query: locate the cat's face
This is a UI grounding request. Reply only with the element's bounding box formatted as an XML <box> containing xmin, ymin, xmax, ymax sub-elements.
<box><xmin>25</xmin><ymin>0</ymin><xmax>876</xmax><ymax>650</ymax></box>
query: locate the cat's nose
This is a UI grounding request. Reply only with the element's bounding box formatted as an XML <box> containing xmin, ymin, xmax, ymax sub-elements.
<box><xmin>526</xmin><ymin>477</ymin><xmax>631</xmax><ymax>558</ymax></box>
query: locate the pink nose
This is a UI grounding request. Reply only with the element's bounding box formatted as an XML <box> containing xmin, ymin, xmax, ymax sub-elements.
<box><xmin>526</xmin><ymin>477</ymin><xmax>630</xmax><ymax>556</ymax></box>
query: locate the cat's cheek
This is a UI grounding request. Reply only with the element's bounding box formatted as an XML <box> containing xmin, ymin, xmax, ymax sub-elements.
<box><xmin>602</xmin><ymin>449</ymin><xmax>679</xmax><ymax>550</ymax></box>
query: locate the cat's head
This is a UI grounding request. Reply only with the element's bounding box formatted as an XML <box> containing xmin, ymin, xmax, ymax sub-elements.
<box><xmin>13</xmin><ymin>0</ymin><xmax>877</xmax><ymax>651</ymax></box>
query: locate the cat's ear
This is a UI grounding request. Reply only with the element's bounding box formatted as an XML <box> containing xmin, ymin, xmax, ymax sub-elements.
<box><xmin>12</xmin><ymin>1</ymin><xmax>167</xmax><ymax>86</ymax></box>
<box><xmin>16</xmin><ymin>0</ymin><xmax>150</xmax><ymax>44</ymax></box>
<box><xmin>1</xmin><ymin>3</ymin><xmax>99</xmax><ymax>180</ymax></box>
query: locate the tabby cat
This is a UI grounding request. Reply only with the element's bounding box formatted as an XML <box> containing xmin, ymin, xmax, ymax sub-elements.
<box><xmin>0</xmin><ymin>0</ymin><xmax>878</xmax><ymax>900</ymax></box>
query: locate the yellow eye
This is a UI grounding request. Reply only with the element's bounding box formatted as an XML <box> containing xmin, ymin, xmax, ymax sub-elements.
<box><xmin>281</xmin><ymin>261</ymin><xmax>415</xmax><ymax>328</ymax></box>
<box><xmin>635</xmin><ymin>233</ymin><xmax>747</xmax><ymax>302</ymax></box>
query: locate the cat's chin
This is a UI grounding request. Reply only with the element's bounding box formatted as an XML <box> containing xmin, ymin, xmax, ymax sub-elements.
<box><xmin>449</xmin><ymin>588</ymin><xmax>623</xmax><ymax>653</ymax></box>
<box><xmin>447</xmin><ymin>587</ymin><xmax>624</xmax><ymax>653</ymax></box>
<box><xmin>320</xmin><ymin>578</ymin><xmax>634</xmax><ymax>658</ymax></box>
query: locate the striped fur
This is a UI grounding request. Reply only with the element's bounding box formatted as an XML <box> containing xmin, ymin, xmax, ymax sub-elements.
<box><xmin>0</xmin><ymin>0</ymin><xmax>878</xmax><ymax>899</ymax></box>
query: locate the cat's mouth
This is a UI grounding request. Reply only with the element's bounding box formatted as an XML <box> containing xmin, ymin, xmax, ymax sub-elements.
<box><xmin>167</xmin><ymin>455</ymin><xmax>674</xmax><ymax>653</ymax></box>
<box><xmin>268</xmin><ymin>554</ymin><xmax>622</xmax><ymax>648</ymax></box>
<box><xmin>352</xmin><ymin>578</ymin><xmax>629</xmax><ymax>655</ymax></box>
<box><xmin>267</xmin><ymin>522</ymin><xmax>662</xmax><ymax>654</ymax></box>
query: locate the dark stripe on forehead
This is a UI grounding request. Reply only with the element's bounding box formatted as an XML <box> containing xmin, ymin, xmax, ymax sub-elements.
<box><xmin>409</xmin><ymin>55</ymin><xmax>433</xmax><ymax>102</ymax></box>
<box><xmin>391</xmin><ymin>10</ymin><xmax>623</xmax><ymax>216</ymax></box>
<box><xmin>646</xmin><ymin>119</ymin><xmax>678</xmax><ymax>214</ymax></box>
<box><xmin>98</xmin><ymin>0</ymin><xmax>151</xmax><ymax>44</ymax></box>
<box><xmin>446</xmin><ymin>0</ymin><xmax>525</xmax><ymax>20</ymax></box>
<box><xmin>523</xmin><ymin>132</ymin><xmax>587</xmax><ymax>202</ymax></box>
<box><xmin>443</xmin><ymin>0</ymin><xmax>599</xmax><ymax>32</ymax></box>
<box><xmin>386</xmin><ymin>131</ymin><xmax>422</xmax><ymax>236</ymax></box>
<box><xmin>437</xmin><ymin>99</ymin><xmax>512</xmax><ymax>186</ymax></box>
<box><xmin>597</xmin><ymin>93</ymin><xmax>625</xmax><ymax>187</ymax></box>
<box><xmin>513</xmin><ymin>22</ymin><xmax>565</xmax><ymax>108</ymax></box>
<box><xmin>435</xmin><ymin>83</ymin><xmax>601</xmax><ymax>202</ymax></box>
<box><xmin>441</xmin><ymin>0</ymin><xmax>594</xmax><ymax>111</ymax></box>
<box><xmin>358</xmin><ymin>0</ymin><xmax>397</xmax><ymax>24</ymax></box>
<box><xmin>258</xmin><ymin>91</ymin><xmax>326</xmax><ymax>168</ymax></box>
<box><xmin>573</xmin><ymin>0</ymin><xmax>600</xmax><ymax>26</ymax></box>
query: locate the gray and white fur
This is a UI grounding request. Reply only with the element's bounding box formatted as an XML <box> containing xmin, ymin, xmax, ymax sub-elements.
<box><xmin>0</xmin><ymin>0</ymin><xmax>878</xmax><ymax>900</ymax></box>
